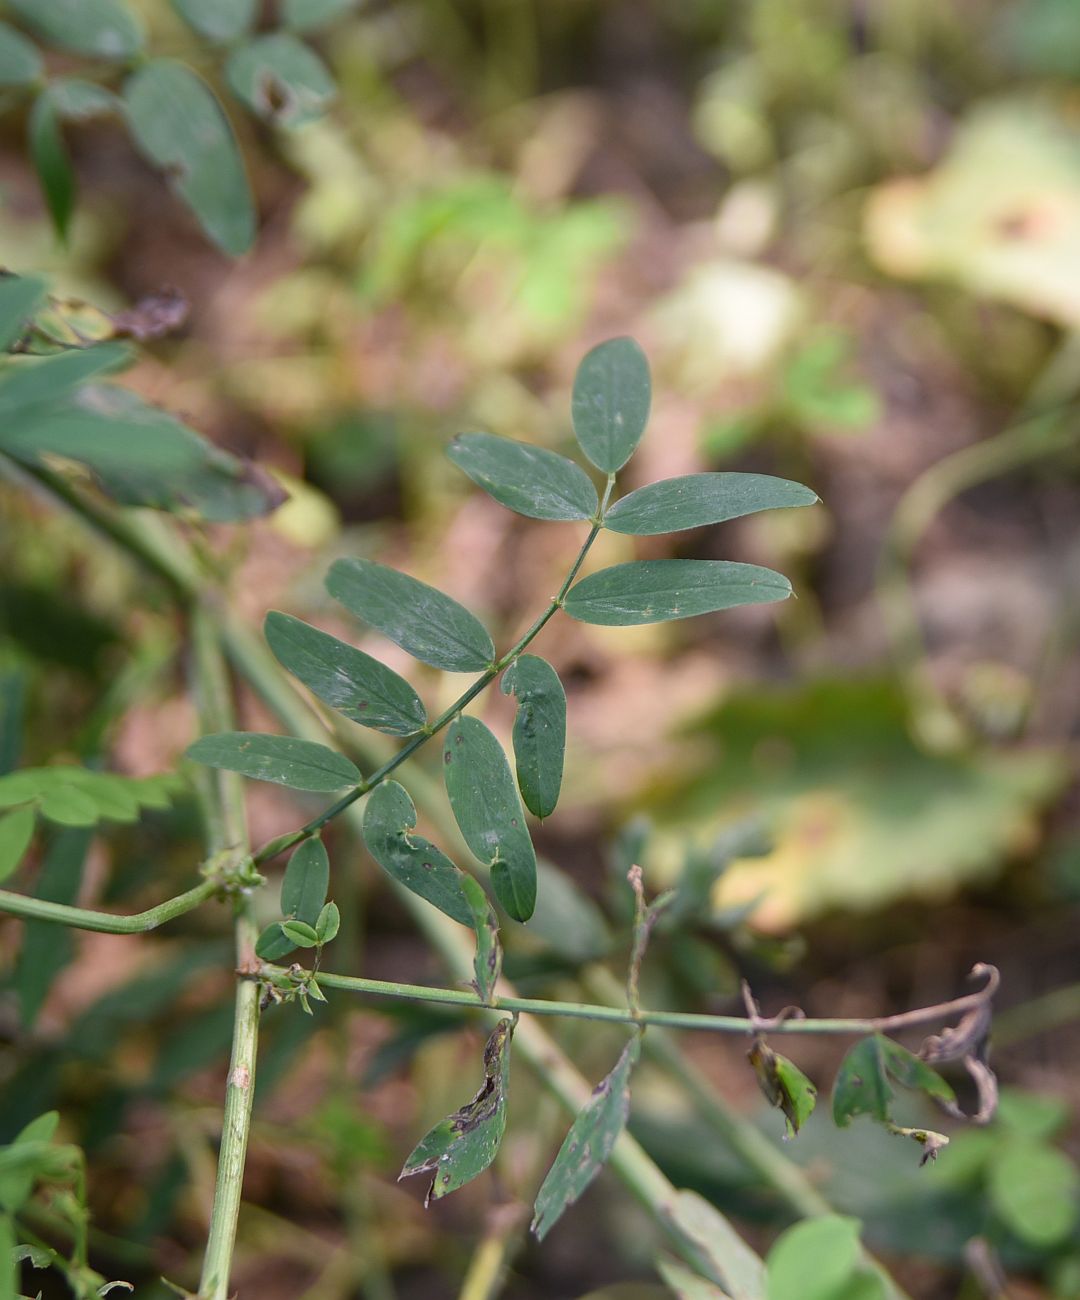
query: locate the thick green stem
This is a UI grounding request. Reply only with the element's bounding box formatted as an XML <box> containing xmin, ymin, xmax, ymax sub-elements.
<box><xmin>190</xmin><ymin>606</ymin><xmax>260</xmax><ymax>1300</ymax></box>
<box><xmin>0</xmin><ymin>879</ymin><xmax>216</xmax><ymax>933</ymax></box>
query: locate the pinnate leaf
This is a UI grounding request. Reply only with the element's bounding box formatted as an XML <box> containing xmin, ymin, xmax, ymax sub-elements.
<box><xmin>265</xmin><ymin>611</ymin><xmax>426</xmax><ymax>736</ymax></box>
<box><xmin>532</xmin><ymin>1034</ymin><xmax>640</xmax><ymax>1240</ymax></box>
<box><xmin>447</xmin><ymin>432</ymin><xmax>598</xmax><ymax>522</ymax></box>
<box><xmin>444</xmin><ymin>716</ymin><xmax>537</xmax><ymax>922</ymax></box>
<box><xmin>400</xmin><ymin>1018</ymin><xmax>513</xmax><ymax>1204</ymax></box>
<box><xmin>604</xmin><ymin>473</ymin><xmax>818</xmax><ymax>536</ymax></box>
<box><xmin>362</xmin><ymin>780</ymin><xmax>473</xmax><ymax>927</ymax></box>
<box><xmin>564</xmin><ymin>559</ymin><xmax>792</xmax><ymax>626</ymax></box>
<box><xmin>226</xmin><ymin>33</ymin><xmax>336</xmax><ymax>129</ymax></box>
<box><xmin>280</xmin><ymin>837</ymin><xmax>329</xmax><ymax>926</ymax></box>
<box><xmin>572</xmin><ymin>337</ymin><xmax>651</xmax><ymax>473</ymax></box>
<box><xmin>123</xmin><ymin>60</ymin><xmax>255</xmax><ymax>257</ymax></box>
<box><xmin>187</xmin><ymin>732</ymin><xmax>360</xmax><ymax>792</ymax></box>
<box><xmin>0</xmin><ymin>766</ymin><xmax>180</xmax><ymax>827</ymax></box>
<box><xmin>501</xmin><ymin>655</ymin><xmax>565</xmax><ymax>819</ymax></box>
<box><xmin>327</xmin><ymin>558</ymin><xmax>495</xmax><ymax>673</ymax></box>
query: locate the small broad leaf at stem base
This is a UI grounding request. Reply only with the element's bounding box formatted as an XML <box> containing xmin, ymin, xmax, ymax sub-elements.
<box><xmin>501</xmin><ymin>655</ymin><xmax>566</xmax><ymax>820</ymax></box>
<box><xmin>255</xmin><ymin>923</ymin><xmax>296</xmax><ymax>962</ymax></box>
<box><xmin>447</xmin><ymin>432</ymin><xmax>599</xmax><ymax>522</ymax></box>
<box><xmin>399</xmin><ymin>1018</ymin><xmax>514</xmax><ymax>1205</ymax></box>
<box><xmin>532</xmin><ymin>1034</ymin><xmax>641</xmax><ymax>1241</ymax></box>
<box><xmin>443</xmin><ymin>716</ymin><xmax>537</xmax><ymax>922</ymax></box>
<box><xmin>327</xmin><ymin>558</ymin><xmax>495</xmax><ymax>673</ymax></box>
<box><xmin>603</xmin><ymin>472</ymin><xmax>819</xmax><ymax>536</ymax></box>
<box><xmin>265</xmin><ymin>611</ymin><xmax>427</xmax><ymax>736</ymax></box>
<box><xmin>571</xmin><ymin>336</ymin><xmax>651</xmax><ymax>473</ymax></box>
<box><xmin>280</xmin><ymin>919</ymin><xmax>319</xmax><ymax>948</ymax></box>
<box><xmin>186</xmin><ymin>732</ymin><xmax>361</xmax><ymax>792</ymax></box>
<box><xmin>280</xmin><ymin>837</ymin><xmax>329</xmax><ymax>926</ymax></box>
<box><xmin>314</xmin><ymin>901</ymin><xmax>340</xmax><ymax>945</ymax></box>
<box><xmin>563</xmin><ymin>560</ymin><xmax>792</xmax><ymax>626</ymax></box>
<box><xmin>362</xmin><ymin>781</ymin><xmax>473</xmax><ymax>927</ymax></box>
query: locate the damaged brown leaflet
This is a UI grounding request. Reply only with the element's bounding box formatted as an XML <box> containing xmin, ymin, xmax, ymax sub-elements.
<box><xmin>919</xmin><ymin>962</ymin><xmax>1000</xmax><ymax>1126</ymax></box>
<box><xmin>743</xmin><ymin>982</ymin><xmax>818</xmax><ymax>1139</ymax></box>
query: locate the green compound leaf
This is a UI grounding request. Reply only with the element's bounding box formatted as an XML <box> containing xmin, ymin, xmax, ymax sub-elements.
<box><xmin>281</xmin><ymin>919</ymin><xmax>319</xmax><ymax>948</ymax></box>
<box><xmin>123</xmin><ymin>60</ymin><xmax>255</xmax><ymax>257</ymax></box>
<box><xmin>766</xmin><ymin>1216</ymin><xmax>884</xmax><ymax>1300</ymax></box>
<box><xmin>532</xmin><ymin>1034</ymin><xmax>641</xmax><ymax>1241</ymax></box>
<box><xmin>748</xmin><ymin>1040</ymin><xmax>817</xmax><ymax>1139</ymax></box>
<box><xmin>400</xmin><ymin>1017</ymin><xmax>513</xmax><ymax>1205</ymax></box>
<box><xmin>0</xmin><ymin>342</ymin><xmax>130</xmax><ymax>418</ymax></box>
<box><xmin>0</xmin><ymin>274</ymin><xmax>47</xmax><ymax>351</ymax></box>
<box><xmin>170</xmin><ymin>0</ymin><xmax>256</xmax><ymax>43</ymax></box>
<box><xmin>283</xmin><ymin>0</ymin><xmax>358</xmax><ymax>31</ymax></box>
<box><xmin>444</xmin><ymin>716</ymin><xmax>537</xmax><ymax>922</ymax></box>
<box><xmin>9</xmin><ymin>0</ymin><xmax>143</xmax><ymax>59</ymax></box>
<box><xmin>280</xmin><ymin>837</ymin><xmax>329</xmax><ymax>927</ymax></box>
<box><xmin>877</xmin><ymin>1036</ymin><xmax>956</xmax><ymax>1109</ymax></box>
<box><xmin>0</xmin><ymin>383</ymin><xmax>286</xmax><ymax>520</ymax></box>
<box><xmin>604</xmin><ymin>473</ymin><xmax>818</xmax><ymax>536</ymax></box>
<box><xmin>571</xmin><ymin>336</ymin><xmax>651</xmax><ymax>473</ymax></box>
<box><xmin>0</xmin><ymin>807</ymin><xmax>35</xmax><ymax>882</ymax></box>
<box><xmin>362</xmin><ymin>780</ymin><xmax>473</xmax><ymax>927</ymax></box>
<box><xmin>0</xmin><ymin>767</ymin><xmax>181</xmax><ymax>827</ymax></box>
<box><xmin>327</xmin><ymin>558</ymin><xmax>494</xmax><ymax>673</ymax></box>
<box><xmin>226</xmin><ymin>33</ymin><xmax>336</xmax><ymax>129</ymax></box>
<box><xmin>315</xmin><ymin>900</ymin><xmax>340</xmax><ymax>945</ymax></box>
<box><xmin>447</xmin><ymin>432</ymin><xmax>599</xmax><ymax>522</ymax></box>
<box><xmin>564</xmin><ymin>559</ymin><xmax>792</xmax><ymax>626</ymax></box>
<box><xmin>186</xmin><ymin>732</ymin><xmax>361</xmax><ymax>792</ymax></box>
<box><xmin>0</xmin><ymin>22</ymin><xmax>42</xmax><ymax>87</ymax></box>
<box><xmin>28</xmin><ymin>95</ymin><xmax>74</xmax><ymax>243</ymax></box>
<box><xmin>832</xmin><ymin>1037</ymin><xmax>892</xmax><ymax>1128</ymax></box>
<box><xmin>460</xmin><ymin>872</ymin><xmax>501</xmax><ymax>1003</ymax></box>
<box><xmin>989</xmin><ymin>1139</ymin><xmax>1080</xmax><ymax>1247</ymax></box>
<box><xmin>501</xmin><ymin>654</ymin><xmax>566</xmax><ymax>820</ymax></box>
<box><xmin>265</xmin><ymin>611</ymin><xmax>427</xmax><ymax>737</ymax></box>
<box><xmin>255</xmin><ymin>922</ymin><xmax>296</xmax><ymax>962</ymax></box>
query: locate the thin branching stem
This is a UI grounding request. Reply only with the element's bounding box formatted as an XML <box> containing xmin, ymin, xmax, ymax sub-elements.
<box><xmin>0</xmin><ymin>879</ymin><xmax>217</xmax><ymax>933</ymax></box>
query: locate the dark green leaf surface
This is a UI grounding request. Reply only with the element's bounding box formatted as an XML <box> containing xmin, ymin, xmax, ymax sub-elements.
<box><xmin>443</xmin><ymin>716</ymin><xmax>537</xmax><ymax>922</ymax></box>
<box><xmin>564</xmin><ymin>560</ymin><xmax>792</xmax><ymax>626</ymax></box>
<box><xmin>123</xmin><ymin>60</ymin><xmax>255</xmax><ymax>256</ymax></box>
<box><xmin>571</xmin><ymin>336</ymin><xmax>651</xmax><ymax>473</ymax></box>
<box><xmin>0</xmin><ymin>22</ymin><xmax>42</xmax><ymax>86</ymax></box>
<box><xmin>989</xmin><ymin>1139</ymin><xmax>1080</xmax><ymax>1246</ymax></box>
<box><xmin>170</xmin><ymin>0</ymin><xmax>256</xmax><ymax>43</ymax></box>
<box><xmin>0</xmin><ymin>807</ymin><xmax>34</xmax><ymax>882</ymax></box>
<box><xmin>460</xmin><ymin>872</ymin><xmax>501</xmax><ymax>1002</ymax></box>
<box><xmin>226</xmin><ymin>33</ymin><xmax>336</xmax><ymax>128</ymax></box>
<box><xmin>0</xmin><ymin>342</ymin><xmax>130</xmax><ymax>417</ymax></box>
<box><xmin>447</xmin><ymin>432</ymin><xmax>598</xmax><ymax>522</ymax></box>
<box><xmin>766</xmin><ymin>1216</ymin><xmax>871</xmax><ymax>1300</ymax></box>
<box><xmin>187</xmin><ymin>732</ymin><xmax>360</xmax><ymax>792</ymax></box>
<box><xmin>501</xmin><ymin>655</ymin><xmax>565</xmax><ymax>819</ymax></box>
<box><xmin>400</xmin><ymin>1018</ymin><xmax>513</xmax><ymax>1204</ymax></box>
<box><xmin>280</xmin><ymin>837</ymin><xmax>329</xmax><ymax>926</ymax></box>
<box><xmin>315</xmin><ymin>901</ymin><xmax>340</xmax><ymax>944</ymax></box>
<box><xmin>604</xmin><ymin>473</ymin><xmax>818</xmax><ymax>535</ymax></box>
<box><xmin>0</xmin><ymin>275</ymin><xmax>46</xmax><ymax>351</ymax></box>
<box><xmin>283</xmin><ymin>0</ymin><xmax>357</xmax><ymax>30</ymax></box>
<box><xmin>0</xmin><ymin>383</ymin><xmax>284</xmax><ymax>520</ymax></box>
<box><xmin>28</xmin><ymin>95</ymin><xmax>74</xmax><ymax>242</ymax></box>
<box><xmin>878</xmin><ymin>1037</ymin><xmax>956</xmax><ymax>1108</ymax></box>
<box><xmin>362</xmin><ymin>780</ymin><xmax>473</xmax><ymax>927</ymax></box>
<box><xmin>832</xmin><ymin>1037</ymin><xmax>891</xmax><ymax>1127</ymax></box>
<box><xmin>532</xmin><ymin>1034</ymin><xmax>640</xmax><ymax>1240</ymax></box>
<box><xmin>255</xmin><ymin>923</ymin><xmax>296</xmax><ymax>962</ymax></box>
<box><xmin>9</xmin><ymin>0</ymin><xmax>143</xmax><ymax>58</ymax></box>
<box><xmin>265</xmin><ymin>611</ymin><xmax>426</xmax><ymax>736</ymax></box>
<box><xmin>327</xmin><ymin>558</ymin><xmax>494</xmax><ymax>673</ymax></box>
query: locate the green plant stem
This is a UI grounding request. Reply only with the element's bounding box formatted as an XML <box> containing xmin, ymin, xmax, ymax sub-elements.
<box><xmin>250</xmin><ymin>487</ymin><xmax>613</xmax><ymax>867</ymax></box>
<box><xmin>265</xmin><ymin>964</ymin><xmax>993</xmax><ymax>1040</ymax></box>
<box><xmin>0</xmin><ymin>879</ymin><xmax>217</xmax><ymax>932</ymax></box>
<box><xmin>189</xmin><ymin>605</ymin><xmax>261</xmax><ymax>1300</ymax></box>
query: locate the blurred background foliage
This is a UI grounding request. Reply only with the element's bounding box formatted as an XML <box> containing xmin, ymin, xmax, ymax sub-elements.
<box><xmin>3</xmin><ymin>0</ymin><xmax>1080</xmax><ymax>1296</ymax></box>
